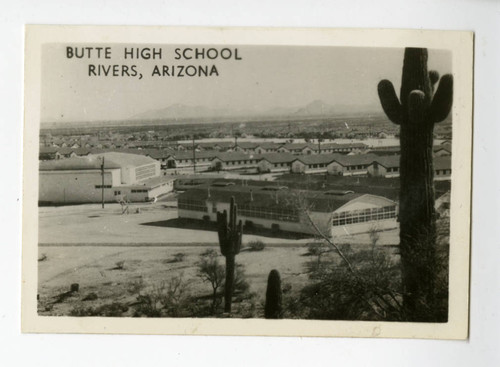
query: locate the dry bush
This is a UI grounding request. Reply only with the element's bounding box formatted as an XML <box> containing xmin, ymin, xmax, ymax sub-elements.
<box><xmin>247</xmin><ymin>240</ymin><xmax>266</xmax><ymax>252</ymax></box>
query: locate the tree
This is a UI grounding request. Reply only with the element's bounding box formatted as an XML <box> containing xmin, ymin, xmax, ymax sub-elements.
<box><xmin>198</xmin><ymin>250</ymin><xmax>225</xmax><ymax>314</ymax></box>
<box><xmin>378</xmin><ymin>48</ymin><xmax>453</xmax><ymax>320</ymax></box>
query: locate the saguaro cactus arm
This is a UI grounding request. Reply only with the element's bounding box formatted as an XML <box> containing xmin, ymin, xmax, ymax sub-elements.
<box><xmin>378</xmin><ymin>80</ymin><xmax>402</xmax><ymax>124</ymax></box>
<box><xmin>429</xmin><ymin>74</ymin><xmax>454</xmax><ymax>122</ymax></box>
<box><xmin>217</xmin><ymin>210</ymin><xmax>229</xmax><ymax>256</ymax></box>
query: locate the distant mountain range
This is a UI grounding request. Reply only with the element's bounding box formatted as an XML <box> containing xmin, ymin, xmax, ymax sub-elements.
<box><xmin>132</xmin><ymin>100</ymin><xmax>379</xmax><ymax>122</ymax></box>
<box><xmin>41</xmin><ymin>100</ymin><xmax>383</xmax><ymax>128</ymax></box>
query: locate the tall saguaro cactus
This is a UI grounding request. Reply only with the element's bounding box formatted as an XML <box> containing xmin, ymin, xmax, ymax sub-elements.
<box><xmin>378</xmin><ymin>48</ymin><xmax>453</xmax><ymax>319</ymax></box>
<box><xmin>217</xmin><ymin>196</ymin><xmax>243</xmax><ymax>313</ymax></box>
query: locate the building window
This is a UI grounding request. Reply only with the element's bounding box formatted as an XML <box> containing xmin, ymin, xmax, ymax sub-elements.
<box><xmin>178</xmin><ymin>198</ymin><xmax>207</xmax><ymax>212</ymax></box>
<box><xmin>239</xmin><ymin>204</ymin><xmax>299</xmax><ymax>222</ymax></box>
<box><xmin>332</xmin><ymin>206</ymin><xmax>396</xmax><ymax>226</ymax></box>
<box><xmin>114</xmin><ymin>191</ymin><xmax>121</xmax><ymax>195</ymax></box>
<box><xmin>95</xmin><ymin>185</ymin><xmax>112</xmax><ymax>189</ymax></box>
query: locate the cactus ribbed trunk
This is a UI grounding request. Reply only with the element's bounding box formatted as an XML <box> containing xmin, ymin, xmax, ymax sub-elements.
<box><xmin>217</xmin><ymin>196</ymin><xmax>242</xmax><ymax>315</ymax></box>
<box><xmin>265</xmin><ymin>269</ymin><xmax>283</xmax><ymax>319</ymax></box>
<box><xmin>378</xmin><ymin>48</ymin><xmax>453</xmax><ymax>320</ymax></box>
<box><xmin>399</xmin><ymin>110</ymin><xmax>437</xmax><ymax>315</ymax></box>
<box><xmin>224</xmin><ymin>255</ymin><xmax>235</xmax><ymax>313</ymax></box>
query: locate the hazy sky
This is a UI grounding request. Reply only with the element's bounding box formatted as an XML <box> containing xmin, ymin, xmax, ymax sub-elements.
<box><xmin>41</xmin><ymin>44</ymin><xmax>452</xmax><ymax>123</ymax></box>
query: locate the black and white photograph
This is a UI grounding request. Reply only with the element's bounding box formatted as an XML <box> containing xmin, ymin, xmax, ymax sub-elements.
<box><xmin>22</xmin><ymin>26</ymin><xmax>473</xmax><ymax>338</ymax></box>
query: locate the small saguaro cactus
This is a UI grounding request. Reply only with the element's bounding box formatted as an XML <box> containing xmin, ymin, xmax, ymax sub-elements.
<box><xmin>264</xmin><ymin>269</ymin><xmax>283</xmax><ymax>319</ymax></box>
<box><xmin>217</xmin><ymin>196</ymin><xmax>243</xmax><ymax>313</ymax></box>
<box><xmin>378</xmin><ymin>48</ymin><xmax>453</xmax><ymax>319</ymax></box>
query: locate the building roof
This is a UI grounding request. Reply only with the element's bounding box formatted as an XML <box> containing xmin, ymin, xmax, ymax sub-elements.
<box><xmin>371</xmin><ymin>155</ymin><xmax>400</xmax><ymax>169</ymax></box>
<box><xmin>369</xmin><ymin>145</ymin><xmax>400</xmax><ymax>152</ymax></box>
<box><xmin>292</xmin><ymin>154</ymin><xmax>341</xmax><ymax>165</ymax></box>
<box><xmin>71</xmin><ymin>148</ymin><xmax>92</xmax><ymax>155</ymax></box>
<box><xmin>319</xmin><ymin>142</ymin><xmax>368</xmax><ymax>150</ymax></box>
<box><xmin>179</xmin><ymin>183</ymin><xmax>366</xmax><ymax>213</ymax></box>
<box><xmin>281</xmin><ymin>143</ymin><xmax>314</xmax><ymax>151</ymax></box>
<box><xmin>170</xmin><ymin>151</ymin><xmax>219</xmax><ymax>160</ymax></box>
<box><xmin>433</xmin><ymin>145</ymin><xmax>451</xmax><ymax>153</ymax></box>
<box><xmin>39</xmin><ymin>147</ymin><xmax>59</xmax><ymax>154</ymax></box>
<box><xmin>123</xmin><ymin>175</ymin><xmax>176</xmax><ymax>189</ymax></box>
<box><xmin>258</xmin><ymin>142</ymin><xmax>283</xmax><ymax>150</ymax></box>
<box><xmin>236</xmin><ymin>142</ymin><xmax>259</xmax><ymax>149</ymax></box>
<box><xmin>434</xmin><ymin>156</ymin><xmax>451</xmax><ymax>171</ymax></box>
<box><xmin>259</xmin><ymin>153</ymin><xmax>296</xmax><ymax>164</ymax></box>
<box><xmin>333</xmin><ymin>153</ymin><xmax>378</xmax><ymax>167</ymax></box>
<box><xmin>39</xmin><ymin>152</ymin><xmax>157</xmax><ymax>171</ymax></box>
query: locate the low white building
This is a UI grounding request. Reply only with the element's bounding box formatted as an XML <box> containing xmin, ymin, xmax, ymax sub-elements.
<box><xmin>291</xmin><ymin>154</ymin><xmax>339</xmax><ymax>174</ymax></box>
<box><xmin>367</xmin><ymin>156</ymin><xmax>401</xmax><ymax>178</ymax></box>
<box><xmin>434</xmin><ymin>156</ymin><xmax>452</xmax><ymax>181</ymax></box>
<box><xmin>177</xmin><ymin>184</ymin><xmax>399</xmax><ymax>237</ymax></box>
<box><xmin>257</xmin><ymin>153</ymin><xmax>296</xmax><ymax>173</ymax></box>
<box><xmin>210</xmin><ymin>152</ymin><xmax>261</xmax><ymax>171</ymax></box>
<box><xmin>39</xmin><ymin>152</ymin><xmax>173</xmax><ymax>204</ymax></box>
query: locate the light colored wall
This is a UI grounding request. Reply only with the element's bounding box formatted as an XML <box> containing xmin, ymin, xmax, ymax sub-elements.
<box><xmin>367</xmin><ymin>164</ymin><xmax>399</xmax><ymax>178</ymax></box>
<box><xmin>39</xmin><ymin>169</ymin><xmax>121</xmax><ymax>204</ymax></box>
<box><xmin>327</xmin><ymin>161</ymin><xmax>344</xmax><ymax>175</ymax></box>
<box><xmin>291</xmin><ymin>161</ymin><xmax>305</xmax><ymax>173</ymax></box>
<box><xmin>303</xmin><ymin>165</ymin><xmax>328</xmax><ymax>174</ymax></box>
<box><xmin>331</xmin><ymin>218</ymin><xmax>398</xmax><ymax>237</ymax></box>
<box><xmin>367</xmin><ymin>164</ymin><xmax>387</xmax><ymax>177</ymax></box>
<box><xmin>210</xmin><ymin>158</ymin><xmax>259</xmax><ymax>171</ymax></box>
<box><xmin>148</xmin><ymin>181</ymin><xmax>174</xmax><ymax>198</ymax></box>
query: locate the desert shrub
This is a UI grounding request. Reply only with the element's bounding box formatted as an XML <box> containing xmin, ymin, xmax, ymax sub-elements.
<box><xmin>174</xmin><ymin>253</ymin><xmax>186</xmax><ymax>262</ymax></box>
<box><xmin>305</xmin><ymin>242</ymin><xmax>324</xmax><ymax>256</ymax></box>
<box><xmin>244</xmin><ymin>220</ymin><xmax>255</xmax><ymax>229</ymax></box>
<box><xmin>127</xmin><ymin>278</ymin><xmax>145</xmax><ymax>295</ymax></box>
<box><xmin>38</xmin><ymin>253</ymin><xmax>47</xmax><ymax>262</ymax></box>
<box><xmin>114</xmin><ymin>260</ymin><xmax>125</xmax><ymax>270</ymax></box>
<box><xmin>230</xmin><ymin>264</ymin><xmax>250</xmax><ymax>296</ymax></box>
<box><xmin>247</xmin><ymin>240</ymin><xmax>265</xmax><ymax>252</ymax></box>
<box><xmin>304</xmin><ymin>242</ymin><xmax>332</xmax><ymax>275</ymax></box>
<box><xmin>133</xmin><ymin>274</ymin><xmax>190</xmax><ymax>317</ymax></box>
<box><xmin>295</xmin><ymin>246</ymin><xmax>403</xmax><ymax>321</ymax></box>
<box><xmin>69</xmin><ymin>305</ymin><xmax>96</xmax><ymax>317</ymax></box>
<box><xmin>201</xmin><ymin>248</ymin><xmax>218</xmax><ymax>257</ymax></box>
<box><xmin>69</xmin><ymin>302</ymin><xmax>128</xmax><ymax>317</ymax></box>
<box><xmin>82</xmin><ymin>292</ymin><xmax>98</xmax><ymax>301</ymax></box>
<box><xmin>96</xmin><ymin>302</ymin><xmax>129</xmax><ymax>316</ymax></box>
<box><xmin>234</xmin><ymin>294</ymin><xmax>258</xmax><ymax>318</ymax></box>
<box><xmin>165</xmin><ymin>252</ymin><xmax>186</xmax><ymax>263</ymax></box>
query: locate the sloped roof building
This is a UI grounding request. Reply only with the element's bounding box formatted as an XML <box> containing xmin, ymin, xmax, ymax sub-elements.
<box><xmin>178</xmin><ymin>183</ymin><xmax>398</xmax><ymax>237</ymax></box>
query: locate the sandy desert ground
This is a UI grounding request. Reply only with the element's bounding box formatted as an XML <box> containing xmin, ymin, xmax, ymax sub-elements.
<box><xmin>37</xmin><ymin>201</ymin><xmax>399</xmax><ymax>317</ymax></box>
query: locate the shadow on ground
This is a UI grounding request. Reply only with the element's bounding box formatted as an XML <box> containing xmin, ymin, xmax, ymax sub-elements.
<box><xmin>140</xmin><ymin>218</ymin><xmax>311</xmax><ymax>240</ymax></box>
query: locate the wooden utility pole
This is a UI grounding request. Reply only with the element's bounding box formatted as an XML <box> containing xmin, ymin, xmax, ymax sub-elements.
<box><xmin>101</xmin><ymin>156</ymin><xmax>105</xmax><ymax>209</ymax></box>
